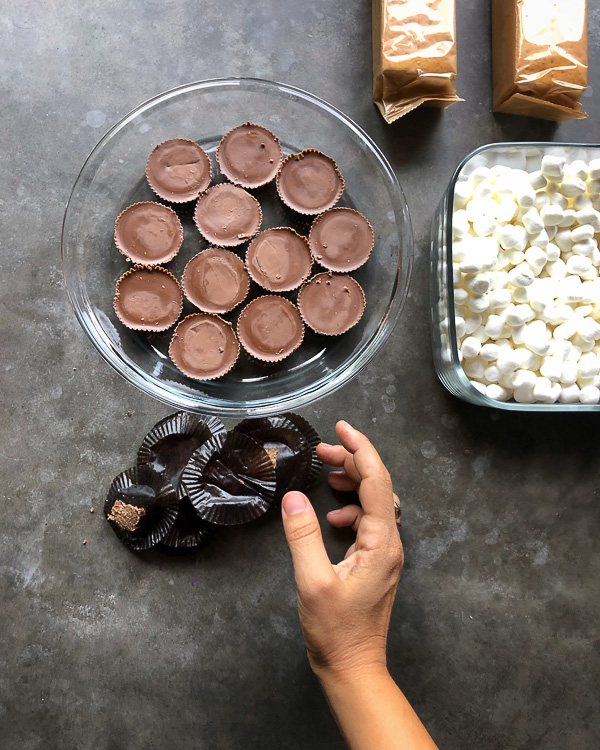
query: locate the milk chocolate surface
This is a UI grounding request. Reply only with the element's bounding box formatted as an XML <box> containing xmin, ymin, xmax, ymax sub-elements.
<box><xmin>114</xmin><ymin>267</ymin><xmax>182</xmax><ymax>331</ymax></box>
<box><xmin>194</xmin><ymin>183</ymin><xmax>262</xmax><ymax>246</ymax></box>
<box><xmin>277</xmin><ymin>150</ymin><xmax>344</xmax><ymax>214</ymax></box>
<box><xmin>169</xmin><ymin>314</ymin><xmax>239</xmax><ymax>380</ymax></box>
<box><xmin>115</xmin><ymin>202</ymin><xmax>183</xmax><ymax>264</ymax></box>
<box><xmin>309</xmin><ymin>208</ymin><xmax>374</xmax><ymax>271</ymax></box>
<box><xmin>183</xmin><ymin>248</ymin><xmax>249</xmax><ymax>313</ymax></box>
<box><xmin>298</xmin><ymin>273</ymin><xmax>365</xmax><ymax>335</ymax></box>
<box><xmin>217</xmin><ymin>123</ymin><xmax>282</xmax><ymax>188</ymax></box>
<box><xmin>246</xmin><ymin>228</ymin><xmax>312</xmax><ymax>292</ymax></box>
<box><xmin>237</xmin><ymin>296</ymin><xmax>304</xmax><ymax>361</ymax></box>
<box><xmin>146</xmin><ymin>139</ymin><xmax>212</xmax><ymax>202</ymax></box>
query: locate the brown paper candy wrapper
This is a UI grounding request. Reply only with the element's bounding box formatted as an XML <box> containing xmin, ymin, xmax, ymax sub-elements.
<box><xmin>158</xmin><ymin>498</ymin><xmax>214</xmax><ymax>555</ymax></box>
<box><xmin>372</xmin><ymin>0</ymin><xmax>462</xmax><ymax>123</ymax></box>
<box><xmin>105</xmin><ymin>466</ymin><xmax>179</xmax><ymax>551</ymax></box>
<box><xmin>137</xmin><ymin>411</ymin><xmax>226</xmax><ymax>499</ymax></box>
<box><xmin>283</xmin><ymin>412</ymin><xmax>323</xmax><ymax>488</ymax></box>
<box><xmin>492</xmin><ymin>0</ymin><xmax>588</xmax><ymax>122</ymax></box>
<box><xmin>182</xmin><ymin>432</ymin><xmax>276</xmax><ymax>526</ymax></box>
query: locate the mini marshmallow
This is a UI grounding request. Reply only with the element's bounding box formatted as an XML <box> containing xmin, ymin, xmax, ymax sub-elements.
<box><xmin>453</xmin><ymin>265</ymin><xmax>461</xmax><ymax>285</ymax></box>
<box><xmin>511</xmin><ymin>369</ymin><xmax>537</xmax><ymax>388</ymax></box>
<box><xmin>576</xmin><ymin>208</ymin><xmax>600</xmax><ymax>232</ymax></box>
<box><xmin>567</xmin><ymin>160</ymin><xmax>589</xmax><ymax>181</ymax></box>
<box><xmin>505</xmin><ymin>304</ymin><xmax>535</xmax><ymax>326</ymax></box>
<box><xmin>545</xmin><ymin>243</ymin><xmax>560</xmax><ymax>261</ymax></box>
<box><xmin>470</xmin><ymin>380</ymin><xmax>488</xmax><ymax>395</ymax></box>
<box><xmin>472</xmin><ymin>327</ymin><xmax>490</xmax><ymax>343</ymax></box>
<box><xmin>464</xmin><ymin>314</ymin><xmax>483</xmax><ymax>334</ymax></box>
<box><xmin>470</xmin><ymin>166</ymin><xmax>491</xmax><ymax>185</ymax></box>
<box><xmin>558</xmin><ymin>209</ymin><xmax>577</xmax><ymax>228</ymax></box>
<box><xmin>483</xmin><ymin>314</ymin><xmax>506</xmax><ymax>338</ymax></box>
<box><xmin>494</xmin><ymin>252</ymin><xmax>511</xmax><ymax>271</ymax></box>
<box><xmin>534</xmin><ymin>192</ymin><xmax>551</xmax><ymax>210</ymax></box>
<box><xmin>486</xmin><ymin>384</ymin><xmax>510</xmax><ymax>402</ymax></box>
<box><xmin>557</xmin><ymin>276</ymin><xmax>584</xmax><ymax>304</ymax></box>
<box><xmin>488</xmin><ymin>289</ymin><xmax>512</xmax><ymax>310</ymax></box>
<box><xmin>528</xmin><ymin>170</ymin><xmax>547</xmax><ymax>190</ymax></box>
<box><xmin>575</xmin><ymin>305</ymin><xmax>594</xmax><ymax>318</ymax></box>
<box><xmin>465</xmin><ymin>273</ymin><xmax>492</xmax><ymax>295</ymax></box>
<box><xmin>517</xmin><ymin>348</ymin><xmax>541</xmax><ymax>371</ymax></box>
<box><xmin>508</xmin><ymin>263</ymin><xmax>535</xmax><ymax>288</ymax></box>
<box><xmin>495</xmin><ymin>199</ymin><xmax>518</xmax><ymax>224</ymax></box>
<box><xmin>512</xmin><ymin>287</ymin><xmax>530</xmax><ymax>304</ymax></box>
<box><xmin>578</xmin><ymin>351</ymin><xmax>600</xmax><ymax>378</ymax></box>
<box><xmin>540</xmin><ymin>204</ymin><xmax>564</xmax><ymax>227</ymax></box>
<box><xmin>572</xmin><ymin>240</ymin><xmax>598</xmax><ymax>259</ymax></box>
<box><xmin>572</xmin><ymin>224</ymin><xmax>596</xmax><ymax>243</ymax></box>
<box><xmin>574</xmin><ymin>195</ymin><xmax>593</xmax><ymax>211</ymax></box>
<box><xmin>547</xmin><ymin>304</ymin><xmax>574</xmax><ymax>325</ymax></box>
<box><xmin>588</xmin><ymin>159</ymin><xmax>600</xmax><ymax>180</ymax></box>
<box><xmin>541</xmin><ymin>155</ymin><xmax>566</xmax><ymax>181</ymax></box>
<box><xmin>553</xmin><ymin>320</ymin><xmax>577</xmax><ymax>340</ymax></box>
<box><xmin>507</xmin><ymin>249</ymin><xmax>526</xmax><ymax>265</ymax></box>
<box><xmin>550</xmin><ymin>193</ymin><xmax>568</xmax><ymax>210</ymax></box>
<box><xmin>454</xmin><ymin>288</ymin><xmax>469</xmax><ymax>306</ymax></box>
<box><xmin>524</xmin><ymin>320</ymin><xmax>551</xmax><ymax>356</ymax></box>
<box><xmin>548</xmin><ymin>340</ymin><xmax>573</xmax><ymax>363</ymax></box>
<box><xmin>452</xmin><ymin>239</ymin><xmax>470</xmax><ymax>262</ymax></box>
<box><xmin>560</xmin><ymin>361</ymin><xmax>578</xmax><ymax>385</ymax></box>
<box><xmin>587</xmin><ymin>179</ymin><xmax>600</xmax><ymax>196</ymax></box>
<box><xmin>522</xmin><ymin>208</ymin><xmax>544</xmax><ymax>235</ymax></box>
<box><xmin>545</xmin><ymin>258</ymin><xmax>567</xmax><ymax>279</ymax></box>
<box><xmin>497</xmin><ymin>349</ymin><xmax>520</xmax><ymax>374</ymax></box>
<box><xmin>461</xmin><ymin>336</ymin><xmax>482</xmax><ymax>359</ymax></box>
<box><xmin>498</xmin><ymin>224</ymin><xmax>524</xmax><ymax>251</ymax></box>
<box><xmin>573</xmin><ymin>334</ymin><xmax>596</xmax><ymax>353</ymax></box>
<box><xmin>459</xmin><ymin>253</ymin><xmax>485</xmax><ymax>274</ymax></box>
<box><xmin>560</xmin><ymin>176</ymin><xmax>587</xmax><ymax>198</ymax></box>
<box><xmin>463</xmin><ymin>356</ymin><xmax>485</xmax><ymax>379</ymax></box>
<box><xmin>558</xmin><ymin>384</ymin><xmax>580</xmax><ymax>403</ymax></box>
<box><xmin>480</xmin><ymin>343</ymin><xmax>500</xmax><ymax>362</ymax></box>
<box><xmin>532</xmin><ymin>376</ymin><xmax>553</xmax><ymax>402</ymax></box>
<box><xmin>483</xmin><ymin>364</ymin><xmax>501</xmax><ymax>383</ymax></box>
<box><xmin>468</xmin><ymin>294</ymin><xmax>490</xmax><ymax>314</ymax></box>
<box><xmin>555</xmin><ymin>229</ymin><xmax>573</xmax><ymax>252</ymax></box>
<box><xmin>516</xmin><ymin>182</ymin><xmax>536</xmax><ymax>208</ymax></box>
<box><xmin>511</xmin><ymin>324</ymin><xmax>527</xmax><ymax>345</ymax></box>
<box><xmin>466</xmin><ymin>198</ymin><xmax>498</xmax><ymax>223</ymax></box>
<box><xmin>540</xmin><ymin>356</ymin><xmax>563</xmax><ymax>382</ymax></box>
<box><xmin>514</xmin><ymin>385</ymin><xmax>536</xmax><ymax>403</ymax></box>
<box><xmin>566</xmin><ymin>255</ymin><xmax>594</xmax><ymax>278</ymax></box>
<box><xmin>473</xmin><ymin>180</ymin><xmax>496</xmax><ymax>201</ymax></box>
<box><xmin>473</xmin><ymin>215</ymin><xmax>498</xmax><ymax>237</ymax></box>
<box><xmin>546</xmin><ymin>225</ymin><xmax>558</xmax><ymax>241</ymax></box>
<box><xmin>528</xmin><ymin>230</ymin><xmax>550</xmax><ymax>249</ymax></box>
<box><xmin>455</xmin><ymin>317</ymin><xmax>466</xmax><ymax>339</ymax></box>
<box><xmin>579</xmin><ymin>386</ymin><xmax>600</xmax><ymax>404</ymax></box>
<box><xmin>577</xmin><ymin>318</ymin><xmax>600</xmax><ymax>344</ymax></box>
<box><xmin>525</xmin><ymin>246</ymin><xmax>548</xmax><ymax>272</ymax></box>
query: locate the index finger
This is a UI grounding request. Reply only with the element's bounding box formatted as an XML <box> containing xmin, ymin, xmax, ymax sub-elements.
<box><xmin>335</xmin><ymin>421</ymin><xmax>395</xmax><ymax>523</ymax></box>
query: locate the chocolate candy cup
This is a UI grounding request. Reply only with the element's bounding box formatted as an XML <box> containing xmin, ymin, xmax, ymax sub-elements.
<box><xmin>216</xmin><ymin>123</ymin><xmax>283</xmax><ymax>188</ymax></box>
<box><xmin>246</xmin><ymin>227</ymin><xmax>312</xmax><ymax>293</ymax></box>
<box><xmin>114</xmin><ymin>201</ymin><xmax>183</xmax><ymax>265</ymax></box>
<box><xmin>309</xmin><ymin>208</ymin><xmax>374</xmax><ymax>272</ymax></box>
<box><xmin>158</xmin><ymin>498</ymin><xmax>213</xmax><ymax>554</ymax></box>
<box><xmin>105</xmin><ymin>465</ymin><xmax>178</xmax><ymax>551</ymax></box>
<box><xmin>193</xmin><ymin>183</ymin><xmax>262</xmax><ymax>247</ymax></box>
<box><xmin>234</xmin><ymin>416</ymin><xmax>312</xmax><ymax>500</ymax></box>
<box><xmin>297</xmin><ymin>273</ymin><xmax>365</xmax><ymax>336</ymax></box>
<box><xmin>236</xmin><ymin>295</ymin><xmax>304</xmax><ymax>363</ymax></box>
<box><xmin>276</xmin><ymin>149</ymin><xmax>344</xmax><ymax>215</ymax></box>
<box><xmin>283</xmin><ymin>412</ymin><xmax>323</xmax><ymax>487</ymax></box>
<box><xmin>114</xmin><ymin>265</ymin><xmax>183</xmax><ymax>332</ymax></box>
<box><xmin>169</xmin><ymin>313</ymin><xmax>240</xmax><ymax>381</ymax></box>
<box><xmin>137</xmin><ymin>411</ymin><xmax>226</xmax><ymax>499</ymax></box>
<box><xmin>146</xmin><ymin>138</ymin><xmax>212</xmax><ymax>203</ymax></box>
<box><xmin>182</xmin><ymin>247</ymin><xmax>250</xmax><ymax>314</ymax></box>
<box><xmin>182</xmin><ymin>431</ymin><xmax>276</xmax><ymax>526</ymax></box>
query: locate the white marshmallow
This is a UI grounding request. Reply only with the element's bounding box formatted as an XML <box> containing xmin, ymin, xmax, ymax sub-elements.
<box><xmin>534</xmin><ymin>192</ymin><xmax>551</xmax><ymax>210</ymax></box>
<box><xmin>528</xmin><ymin>229</ymin><xmax>550</xmax><ymax>249</ymax></box>
<box><xmin>558</xmin><ymin>209</ymin><xmax>577</xmax><ymax>228</ymax></box>
<box><xmin>488</xmin><ymin>288</ymin><xmax>512</xmax><ymax>310</ymax></box>
<box><xmin>455</xmin><ymin>317</ymin><xmax>466</xmax><ymax>339</ymax></box>
<box><xmin>532</xmin><ymin>376</ymin><xmax>554</xmax><ymax>402</ymax></box>
<box><xmin>498</xmin><ymin>224</ymin><xmax>524</xmax><ymax>251</ymax></box>
<box><xmin>454</xmin><ymin>288</ymin><xmax>469</xmax><ymax>306</ymax></box>
<box><xmin>486</xmin><ymin>384</ymin><xmax>510</xmax><ymax>402</ymax></box>
<box><xmin>560</xmin><ymin>177</ymin><xmax>587</xmax><ymax>198</ymax></box>
<box><xmin>512</xmin><ymin>287</ymin><xmax>530</xmax><ymax>304</ymax></box>
<box><xmin>511</xmin><ymin>324</ymin><xmax>527</xmax><ymax>345</ymax></box>
<box><xmin>511</xmin><ymin>369</ymin><xmax>537</xmax><ymax>388</ymax></box>
<box><xmin>560</xmin><ymin>361</ymin><xmax>579</xmax><ymax>385</ymax></box>
<box><xmin>495</xmin><ymin>199</ymin><xmax>518</xmax><ymax>224</ymax></box>
<box><xmin>483</xmin><ymin>364</ymin><xmax>501</xmax><ymax>383</ymax></box>
<box><xmin>524</xmin><ymin>320</ymin><xmax>551</xmax><ymax>356</ymax></box>
<box><xmin>522</xmin><ymin>208</ymin><xmax>544</xmax><ymax>235</ymax></box>
<box><xmin>473</xmin><ymin>215</ymin><xmax>498</xmax><ymax>237</ymax></box>
<box><xmin>466</xmin><ymin>198</ymin><xmax>498</xmax><ymax>223</ymax></box>
<box><xmin>505</xmin><ymin>304</ymin><xmax>535</xmax><ymax>326</ymax></box>
<box><xmin>576</xmin><ymin>208</ymin><xmax>600</xmax><ymax>232</ymax></box>
<box><xmin>470</xmin><ymin>380</ymin><xmax>488</xmax><ymax>395</ymax></box>
<box><xmin>566</xmin><ymin>255</ymin><xmax>594</xmax><ymax>278</ymax></box>
<box><xmin>574</xmin><ymin>195</ymin><xmax>593</xmax><ymax>211</ymax></box>
<box><xmin>550</xmin><ymin>193</ymin><xmax>568</xmax><ymax>210</ymax></box>
<box><xmin>517</xmin><ymin>348</ymin><xmax>541</xmax><ymax>370</ymax></box>
<box><xmin>514</xmin><ymin>385</ymin><xmax>536</xmax><ymax>403</ymax></box>
<box><xmin>540</xmin><ymin>204</ymin><xmax>564</xmax><ymax>227</ymax></box>
<box><xmin>463</xmin><ymin>356</ymin><xmax>485</xmax><ymax>379</ymax></box>
<box><xmin>545</xmin><ymin>243</ymin><xmax>560</xmax><ymax>261</ymax></box>
<box><xmin>464</xmin><ymin>314</ymin><xmax>483</xmax><ymax>334</ymax></box>
<box><xmin>577</xmin><ymin>318</ymin><xmax>600</xmax><ymax>344</ymax></box>
<box><xmin>588</xmin><ymin>179</ymin><xmax>600</xmax><ymax>196</ymax></box>
<box><xmin>545</xmin><ymin>258</ymin><xmax>567</xmax><ymax>279</ymax></box>
<box><xmin>553</xmin><ymin>320</ymin><xmax>577</xmax><ymax>340</ymax></box>
<box><xmin>507</xmin><ymin>249</ymin><xmax>526</xmax><ymax>265</ymax></box>
<box><xmin>540</xmin><ymin>356</ymin><xmax>563</xmax><ymax>382</ymax></box>
<box><xmin>558</xmin><ymin>384</ymin><xmax>580</xmax><ymax>403</ymax></box>
<box><xmin>453</xmin><ymin>265</ymin><xmax>462</xmax><ymax>285</ymax></box>
<box><xmin>548</xmin><ymin>340</ymin><xmax>573</xmax><ymax>362</ymax></box>
<box><xmin>528</xmin><ymin>170</ymin><xmax>547</xmax><ymax>190</ymax></box>
<box><xmin>465</xmin><ymin>273</ymin><xmax>492</xmax><ymax>295</ymax></box>
<box><xmin>572</xmin><ymin>239</ymin><xmax>597</xmax><ymax>259</ymax></box>
<box><xmin>588</xmin><ymin>159</ymin><xmax>600</xmax><ymax>180</ymax></box>
<box><xmin>541</xmin><ymin>155</ymin><xmax>566</xmax><ymax>181</ymax></box>
<box><xmin>468</xmin><ymin>294</ymin><xmax>490</xmax><ymax>314</ymax></box>
<box><xmin>480</xmin><ymin>343</ymin><xmax>500</xmax><ymax>362</ymax></box>
<box><xmin>471</xmin><ymin>166</ymin><xmax>491</xmax><ymax>186</ymax></box>
<box><xmin>516</xmin><ymin>182</ymin><xmax>536</xmax><ymax>207</ymax></box>
<box><xmin>571</xmin><ymin>225</ymin><xmax>595</xmax><ymax>243</ymax></box>
<box><xmin>484</xmin><ymin>314</ymin><xmax>507</xmax><ymax>338</ymax></box>
<box><xmin>473</xmin><ymin>180</ymin><xmax>496</xmax><ymax>201</ymax></box>
<box><xmin>461</xmin><ymin>336</ymin><xmax>482</xmax><ymax>359</ymax></box>
<box><xmin>579</xmin><ymin>386</ymin><xmax>600</xmax><ymax>404</ymax></box>
<box><xmin>508</xmin><ymin>263</ymin><xmax>535</xmax><ymax>288</ymax></box>
<box><xmin>567</xmin><ymin>160</ymin><xmax>589</xmax><ymax>181</ymax></box>
<box><xmin>497</xmin><ymin>349</ymin><xmax>520</xmax><ymax>374</ymax></box>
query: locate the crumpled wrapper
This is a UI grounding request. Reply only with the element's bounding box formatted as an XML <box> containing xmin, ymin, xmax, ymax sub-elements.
<box><xmin>492</xmin><ymin>0</ymin><xmax>588</xmax><ymax>122</ymax></box>
<box><xmin>373</xmin><ymin>0</ymin><xmax>462</xmax><ymax>123</ymax></box>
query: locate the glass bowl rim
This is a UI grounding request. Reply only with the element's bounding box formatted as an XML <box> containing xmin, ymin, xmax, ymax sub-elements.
<box><xmin>61</xmin><ymin>77</ymin><xmax>414</xmax><ymax>417</ymax></box>
<box><xmin>444</xmin><ymin>140</ymin><xmax>600</xmax><ymax>411</ymax></box>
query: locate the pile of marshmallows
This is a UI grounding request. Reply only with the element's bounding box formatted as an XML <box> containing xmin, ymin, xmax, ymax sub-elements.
<box><xmin>449</xmin><ymin>152</ymin><xmax>600</xmax><ymax>404</ymax></box>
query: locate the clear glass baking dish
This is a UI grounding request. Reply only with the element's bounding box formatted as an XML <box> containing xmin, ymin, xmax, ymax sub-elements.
<box><xmin>431</xmin><ymin>142</ymin><xmax>600</xmax><ymax>411</ymax></box>
<box><xmin>62</xmin><ymin>78</ymin><xmax>413</xmax><ymax>418</ymax></box>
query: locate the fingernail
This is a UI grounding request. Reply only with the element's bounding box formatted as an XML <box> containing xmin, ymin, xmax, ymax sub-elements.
<box><xmin>319</xmin><ymin>442</ymin><xmax>333</xmax><ymax>449</ymax></box>
<box><xmin>282</xmin><ymin>492</ymin><xmax>307</xmax><ymax>516</ymax></box>
<box><xmin>327</xmin><ymin>508</ymin><xmax>342</xmax><ymax>515</ymax></box>
<box><xmin>339</xmin><ymin>420</ymin><xmax>354</xmax><ymax>430</ymax></box>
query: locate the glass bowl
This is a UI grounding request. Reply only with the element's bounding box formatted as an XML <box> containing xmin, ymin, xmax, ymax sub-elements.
<box><xmin>431</xmin><ymin>141</ymin><xmax>600</xmax><ymax>411</ymax></box>
<box><xmin>62</xmin><ymin>78</ymin><xmax>412</xmax><ymax>417</ymax></box>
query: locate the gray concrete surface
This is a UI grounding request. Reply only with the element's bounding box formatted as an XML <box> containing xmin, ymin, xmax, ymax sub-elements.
<box><xmin>1</xmin><ymin>1</ymin><xmax>599</xmax><ymax>748</ymax></box>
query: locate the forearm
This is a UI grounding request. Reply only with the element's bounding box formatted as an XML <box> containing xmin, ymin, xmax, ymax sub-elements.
<box><xmin>318</xmin><ymin>667</ymin><xmax>439</xmax><ymax>750</ymax></box>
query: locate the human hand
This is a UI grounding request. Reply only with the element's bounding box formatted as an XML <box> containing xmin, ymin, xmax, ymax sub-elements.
<box><xmin>281</xmin><ymin>420</ymin><xmax>403</xmax><ymax>682</ymax></box>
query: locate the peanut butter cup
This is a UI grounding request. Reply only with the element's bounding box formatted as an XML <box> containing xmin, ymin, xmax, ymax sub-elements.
<box><xmin>297</xmin><ymin>273</ymin><xmax>365</xmax><ymax>335</ymax></box>
<box><xmin>114</xmin><ymin>202</ymin><xmax>183</xmax><ymax>265</ymax></box>
<box><xmin>114</xmin><ymin>266</ymin><xmax>182</xmax><ymax>332</ymax></box>
<box><xmin>169</xmin><ymin>313</ymin><xmax>240</xmax><ymax>381</ymax></box>
<box><xmin>193</xmin><ymin>183</ymin><xmax>262</xmax><ymax>247</ymax></box>
<box><xmin>182</xmin><ymin>248</ymin><xmax>250</xmax><ymax>314</ymax></box>
<box><xmin>276</xmin><ymin>149</ymin><xmax>344</xmax><ymax>215</ymax></box>
<box><xmin>309</xmin><ymin>208</ymin><xmax>374</xmax><ymax>272</ymax></box>
<box><xmin>246</xmin><ymin>228</ymin><xmax>312</xmax><ymax>292</ymax></box>
<box><xmin>216</xmin><ymin>123</ymin><xmax>283</xmax><ymax>188</ymax></box>
<box><xmin>237</xmin><ymin>296</ymin><xmax>304</xmax><ymax>362</ymax></box>
<box><xmin>146</xmin><ymin>139</ymin><xmax>212</xmax><ymax>203</ymax></box>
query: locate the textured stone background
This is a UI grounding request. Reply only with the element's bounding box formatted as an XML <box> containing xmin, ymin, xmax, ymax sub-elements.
<box><xmin>1</xmin><ymin>1</ymin><xmax>599</xmax><ymax>748</ymax></box>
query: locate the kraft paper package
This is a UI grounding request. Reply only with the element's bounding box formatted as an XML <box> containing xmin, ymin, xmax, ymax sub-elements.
<box><xmin>492</xmin><ymin>0</ymin><xmax>588</xmax><ymax>122</ymax></box>
<box><xmin>373</xmin><ymin>0</ymin><xmax>462</xmax><ymax>123</ymax></box>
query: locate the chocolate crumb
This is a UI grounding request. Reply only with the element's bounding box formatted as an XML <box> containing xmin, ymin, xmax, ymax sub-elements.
<box><xmin>108</xmin><ymin>500</ymin><xmax>146</xmax><ymax>532</ymax></box>
<box><xmin>90</xmin><ymin>507</ymin><xmax>95</xmax><ymax>514</ymax></box>
<box><xmin>127</xmin><ymin>411</ymin><xmax>132</xmax><ymax>417</ymax></box>
<box><xmin>73</xmin><ymin>367</ymin><xmax>77</xmax><ymax>371</ymax></box>
<box><xmin>83</xmin><ymin>540</ymin><xmax>87</xmax><ymax>545</ymax></box>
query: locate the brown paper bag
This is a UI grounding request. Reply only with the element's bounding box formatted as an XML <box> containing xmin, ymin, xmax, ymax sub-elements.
<box><xmin>492</xmin><ymin>0</ymin><xmax>588</xmax><ymax>122</ymax></box>
<box><xmin>373</xmin><ymin>0</ymin><xmax>462</xmax><ymax>123</ymax></box>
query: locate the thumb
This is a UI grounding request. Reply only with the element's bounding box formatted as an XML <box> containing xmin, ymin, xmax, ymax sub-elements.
<box><xmin>281</xmin><ymin>492</ymin><xmax>334</xmax><ymax>590</ymax></box>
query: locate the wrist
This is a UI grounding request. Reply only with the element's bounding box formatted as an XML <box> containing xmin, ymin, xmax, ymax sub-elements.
<box><xmin>312</xmin><ymin>656</ymin><xmax>389</xmax><ymax>690</ymax></box>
